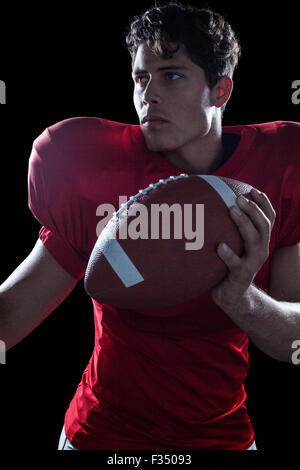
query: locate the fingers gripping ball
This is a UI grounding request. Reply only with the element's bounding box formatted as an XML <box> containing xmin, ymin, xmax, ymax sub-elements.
<box><xmin>84</xmin><ymin>174</ymin><xmax>254</xmax><ymax>309</ymax></box>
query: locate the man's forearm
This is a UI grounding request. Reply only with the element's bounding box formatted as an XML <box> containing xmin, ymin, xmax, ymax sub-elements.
<box><xmin>217</xmin><ymin>284</ymin><xmax>300</xmax><ymax>363</ymax></box>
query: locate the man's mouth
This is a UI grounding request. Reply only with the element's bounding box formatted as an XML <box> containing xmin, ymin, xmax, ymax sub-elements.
<box><xmin>141</xmin><ymin>114</ymin><xmax>169</xmax><ymax>128</ymax></box>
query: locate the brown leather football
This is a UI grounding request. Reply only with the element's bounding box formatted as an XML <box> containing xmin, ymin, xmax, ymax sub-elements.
<box><xmin>84</xmin><ymin>174</ymin><xmax>254</xmax><ymax>309</ymax></box>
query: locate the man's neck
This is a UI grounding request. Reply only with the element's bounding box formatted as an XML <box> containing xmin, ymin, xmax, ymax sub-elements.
<box><xmin>159</xmin><ymin>117</ymin><xmax>228</xmax><ymax>174</ymax></box>
<box><xmin>161</xmin><ymin>133</ymin><xmax>224</xmax><ymax>175</ymax></box>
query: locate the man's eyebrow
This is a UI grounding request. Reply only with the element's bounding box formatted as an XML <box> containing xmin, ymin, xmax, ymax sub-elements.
<box><xmin>132</xmin><ymin>65</ymin><xmax>188</xmax><ymax>76</ymax></box>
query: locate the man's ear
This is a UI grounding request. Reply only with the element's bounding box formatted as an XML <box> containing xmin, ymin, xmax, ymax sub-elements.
<box><xmin>212</xmin><ymin>77</ymin><xmax>233</xmax><ymax>108</ymax></box>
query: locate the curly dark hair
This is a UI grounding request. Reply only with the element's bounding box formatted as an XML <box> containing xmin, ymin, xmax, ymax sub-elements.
<box><xmin>125</xmin><ymin>1</ymin><xmax>241</xmax><ymax>89</ymax></box>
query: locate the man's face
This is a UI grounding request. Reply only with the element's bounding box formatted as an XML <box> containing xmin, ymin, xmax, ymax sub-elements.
<box><xmin>132</xmin><ymin>42</ymin><xmax>217</xmax><ymax>153</ymax></box>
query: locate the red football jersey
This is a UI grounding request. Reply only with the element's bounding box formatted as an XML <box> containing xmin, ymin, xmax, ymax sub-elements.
<box><xmin>28</xmin><ymin>117</ymin><xmax>300</xmax><ymax>449</ymax></box>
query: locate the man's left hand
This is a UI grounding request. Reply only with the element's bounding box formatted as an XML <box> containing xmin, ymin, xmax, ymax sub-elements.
<box><xmin>211</xmin><ymin>188</ymin><xmax>276</xmax><ymax>309</ymax></box>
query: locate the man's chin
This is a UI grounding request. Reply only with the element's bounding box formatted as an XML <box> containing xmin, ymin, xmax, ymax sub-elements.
<box><xmin>143</xmin><ymin>136</ymin><xmax>172</xmax><ymax>153</ymax></box>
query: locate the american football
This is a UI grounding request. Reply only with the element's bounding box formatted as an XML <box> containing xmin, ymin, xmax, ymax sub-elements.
<box><xmin>84</xmin><ymin>174</ymin><xmax>254</xmax><ymax>309</ymax></box>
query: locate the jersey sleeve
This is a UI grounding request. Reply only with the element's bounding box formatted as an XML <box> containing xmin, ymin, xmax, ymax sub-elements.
<box><xmin>276</xmin><ymin>122</ymin><xmax>300</xmax><ymax>248</ymax></box>
<box><xmin>28</xmin><ymin>121</ymin><xmax>88</xmax><ymax>280</ymax></box>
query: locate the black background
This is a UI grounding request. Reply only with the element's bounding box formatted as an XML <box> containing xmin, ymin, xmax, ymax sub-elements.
<box><xmin>0</xmin><ymin>0</ymin><xmax>299</xmax><ymax>453</ymax></box>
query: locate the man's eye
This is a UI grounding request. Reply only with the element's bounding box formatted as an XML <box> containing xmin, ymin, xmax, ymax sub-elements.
<box><xmin>136</xmin><ymin>76</ymin><xmax>148</xmax><ymax>86</ymax></box>
<box><xmin>166</xmin><ymin>72</ymin><xmax>181</xmax><ymax>80</ymax></box>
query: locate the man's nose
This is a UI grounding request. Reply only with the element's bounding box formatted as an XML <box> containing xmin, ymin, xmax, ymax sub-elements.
<box><xmin>142</xmin><ymin>79</ymin><xmax>161</xmax><ymax>105</ymax></box>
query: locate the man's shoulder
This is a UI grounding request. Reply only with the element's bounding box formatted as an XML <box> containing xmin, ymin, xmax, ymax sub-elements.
<box><xmin>32</xmin><ymin>116</ymin><xmax>142</xmax><ymax>165</ymax></box>
<box><xmin>250</xmin><ymin>121</ymin><xmax>300</xmax><ymax>161</ymax></box>
<box><xmin>224</xmin><ymin>120</ymin><xmax>300</xmax><ymax>135</ymax></box>
<box><xmin>45</xmin><ymin>116</ymin><xmax>137</xmax><ymax>146</ymax></box>
<box><xmin>227</xmin><ymin>120</ymin><xmax>300</xmax><ymax>141</ymax></box>
<box><xmin>249</xmin><ymin>120</ymin><xmax>300</xmax><ymax>138</ymax></box>
<box><xmin>47</xmin><ymin>115</ymin><xmax>129</xmax><ymax>131</ymax></box>
<box><xmin>224</xmin><ymin>121</ymin><xmax>300</xmax><ymax>160</ymax></box>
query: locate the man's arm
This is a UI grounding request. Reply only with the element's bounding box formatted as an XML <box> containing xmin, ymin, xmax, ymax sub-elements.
<box><xmin>211</xmin><ymin>189</ymin><xmax>300</xmax><ymax>364</ymax></box>
<box><xmin>237</xmin><ymin>243</ymin><xmax>300</xmax><ymax>363</ymax></box>
<box><xmin>214</xmin><ymin>276</ymin><xmax>300</xmax><ymax>364</ymax></box>
<box><xmin>268</xmin><ymin>243</ymin><xmax>300</xmax><ymax>302</ymax></box>
<box><xmin>0</xmin><ymin>238</ymin><xmax>78</xmax><ymax>350</ymax></box>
